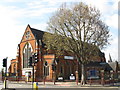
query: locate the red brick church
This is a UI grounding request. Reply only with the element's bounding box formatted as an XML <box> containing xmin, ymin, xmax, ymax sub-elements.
<box><xmin>8</xmin><ymin>25</ymin><xmax>107</xmax><ymax>81</ymax></box>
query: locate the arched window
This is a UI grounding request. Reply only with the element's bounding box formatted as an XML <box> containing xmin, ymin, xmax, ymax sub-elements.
<box><xmin>44</xmin><ymin>61</ymin><xmax>49</xmax><ymax>76</ymax></box>
<box><xmin>23</xmin><ymin>43</ymin><xmax>33</xmax><ymax>68</ymax></box>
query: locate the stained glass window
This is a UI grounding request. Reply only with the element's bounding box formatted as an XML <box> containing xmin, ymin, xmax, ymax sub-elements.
<box><xmin>23</xmin><ymin>43</ymin><xmax>32</xmax><ymax>68</ymax></box>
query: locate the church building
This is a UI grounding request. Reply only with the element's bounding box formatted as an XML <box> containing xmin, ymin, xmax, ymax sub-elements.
<box><xmin>8</xmin><ymin>25</ymin><xmax>106</xmax><ymax>81</ymax></box>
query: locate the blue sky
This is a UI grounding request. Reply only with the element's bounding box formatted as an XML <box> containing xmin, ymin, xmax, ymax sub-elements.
<box><xmin>0</xmin><ymin>0</ymin><xmax>118</xmax><ymax>69</ymax></box>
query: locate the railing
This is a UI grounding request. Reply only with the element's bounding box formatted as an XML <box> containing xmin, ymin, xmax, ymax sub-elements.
<box><xmin>7</xmin><ymin>76</ymin><xmax>26</xmax><ymax>81</ymax></box>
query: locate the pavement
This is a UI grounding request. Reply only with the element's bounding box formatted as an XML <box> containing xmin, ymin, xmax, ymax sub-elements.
<box><xmin>0</xmin><ymin>81</ymin><xmax>3</xmax><ymax>89</ymax></box>
<box><xmin>0</xmin><ymin>81</ymin><xmax>120</xmax><ymax>90</ymax></box>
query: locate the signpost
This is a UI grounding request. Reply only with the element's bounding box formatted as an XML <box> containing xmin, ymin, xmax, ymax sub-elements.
<box><xmin>64</xmin><ymin>56</ymin><xmax>74</xmax><ymax>60</ymax></box>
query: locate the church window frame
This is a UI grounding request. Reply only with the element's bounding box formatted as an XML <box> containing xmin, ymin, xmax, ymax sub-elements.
<box><xmin>44</xmin><ymin>61</ymin><xmax>49</xmax><ymax>76</ymax></box>
<box><xmin>23</xmin><ymin>42</ymin><xmax>33</xmax><ymax>69</ymax></box>
<box><xmin>25</xmin><ymin>31</ymin><xmax>31</xmax><ymax>39</ymax></box>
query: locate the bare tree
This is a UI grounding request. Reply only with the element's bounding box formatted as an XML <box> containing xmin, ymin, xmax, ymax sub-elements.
<box><xmin>43</xmin><ymin>2</ymin><xmax>110</xmax><ymax>85</ymax></box>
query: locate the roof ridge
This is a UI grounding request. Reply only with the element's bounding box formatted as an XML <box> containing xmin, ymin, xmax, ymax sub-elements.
<box><xmin>31</xmin><ymin>27</ymin><xmax>43</xmax><ymax>32</ymax></box>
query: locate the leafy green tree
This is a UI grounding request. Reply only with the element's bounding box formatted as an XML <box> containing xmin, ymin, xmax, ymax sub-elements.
<box><xmin>43</xmin><ymin>2</ymin><xmax>110</xmax><ymax>85</ymax></box>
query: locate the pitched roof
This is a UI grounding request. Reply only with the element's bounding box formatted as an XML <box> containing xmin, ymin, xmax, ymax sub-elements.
<box><xmin>85</xmin><ymin>62</ymin><xmax>113</xmax><ymax>71</ymax></box>
<box><xmin>27</xmin><ymin>25</ymin><xmax>46</xmax><ymax>47</ymax></box>
<box><xmin>30</xmin><ymin>27</ymin><xmax>44</xmax><ymax>40</ymax></box>
<box><xmin>86</xmin><ymin>62</ymin><xmax>102</xmax><ymax>67</ymax></box>
<box><xmin>108</xmin><ymin>61</ymin><xmax>118</xmax><ymax>71</ymax></box>
<box><xmin>20</xmin><ymin>24</ymin><xmax>45</xmax><ymax>43</ymax></box>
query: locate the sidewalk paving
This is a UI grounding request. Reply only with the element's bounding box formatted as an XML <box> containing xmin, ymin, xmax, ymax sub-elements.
<box><xmin>1</xmin><ymin>81</ymin><xmax>120</xmax><ymax>90</ymax></box>
<box><xmin>8</xmin><ymin>81</ymin><xmax>120</xmax><ymax>88</ymax></box>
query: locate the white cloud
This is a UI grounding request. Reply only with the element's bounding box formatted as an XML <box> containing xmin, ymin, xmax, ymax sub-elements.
<box><xmin>25</xmin><ymin>7</ymin><xmax>57</xmax><ymax>17</ymax></box>
<box><xmin>102</xmin><ymin>32</ymin><xmax>118</xmax><ymax>62</ymax></box>
<box><xmin>112</xmin><ymin>0</ymin><xmax>118</xmax><ymax>11</ymax></box>
<box><xmin>31</xmin><ymin>23</ymin><xmax>48</xmax><ymax>31</ymax></box>
<box><xmin>84</xmin><ymin>0</ymin><xmax>118</xmax><ymax>15</ymax></box>
<box><xmin>105</xmin><ymin>14</ymin><xmax>118</xmax><ymax>29</ymax></box>
<box><xmin>0</xmin><ymin>5</ymin><xmax>26</xmax><ymax>69</ymax></box>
